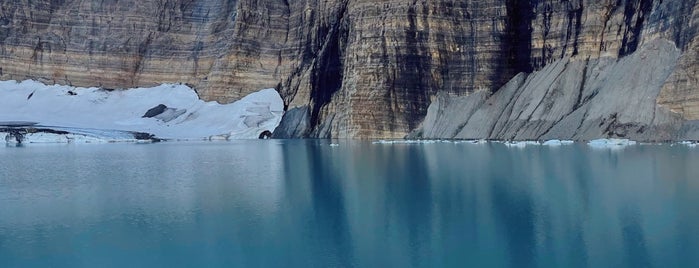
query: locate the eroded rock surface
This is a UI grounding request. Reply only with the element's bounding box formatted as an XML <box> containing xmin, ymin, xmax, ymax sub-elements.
<box><xmin>413</xmin><ymin>40</ymin><xmax>691</xmax><ymax>141</ymax></box>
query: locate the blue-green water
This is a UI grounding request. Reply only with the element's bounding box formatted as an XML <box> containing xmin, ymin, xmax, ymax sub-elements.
<box><xmin>1</xmin><ymin>141</ymin><xmax>698</xmax><ymax>267</ymax></box>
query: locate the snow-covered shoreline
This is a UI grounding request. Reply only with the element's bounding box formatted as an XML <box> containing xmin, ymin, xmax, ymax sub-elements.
<box><xmin>1</xmin><ymin>80</ymin><xmax>284</xmax><ymax>144</ymax></box>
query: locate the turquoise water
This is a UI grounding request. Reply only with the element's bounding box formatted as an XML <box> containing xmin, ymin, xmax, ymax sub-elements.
<box><xmin>1</xmin><ymin>141</ymin><xmax>698</xmax><ymax>267</ymax></box>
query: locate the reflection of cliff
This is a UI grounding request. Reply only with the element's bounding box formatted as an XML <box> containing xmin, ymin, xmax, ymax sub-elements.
<box><xmin>1</xmin><ymin>1</ymin><xmax>699</xmax><ymax>138</ymax></box>
<box><xmin>276</xmin><ymin>142</ymin><xmax>699</xmax><ymax>266</ymax></box>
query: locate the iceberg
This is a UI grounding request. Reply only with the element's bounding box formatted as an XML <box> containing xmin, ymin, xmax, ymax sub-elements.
<box><xmin>455</xmin><ymin>139</ymin><xmax>488</xmax><ymax>144</ymax></box>
<box><xmin>0</xmin><ymin>80</ymin><xmax>284</xmax><ymax>144</ymax></box>
<box><xmin>503</xmin><ymin>141</ymin><xmax>539</xmax><ymax>147</ymax></box>
<box><xmin>588</xmin><ymin>138</ymin><xmax>637</xmax><ymax>148</ymax></box>
<box><xmin>542</xmin><ymin>140</ymin><xmax>575</xmax><ymax>146</ymax></box>
<box><xmin>542</xmin><ymin>140</ymin><xmax>562</xmax><ymax>146</ymax></box>
<box><xmin>679</xmin><ymin>141</ymin><xmax>698</xmax><ymax>147</ymax></box>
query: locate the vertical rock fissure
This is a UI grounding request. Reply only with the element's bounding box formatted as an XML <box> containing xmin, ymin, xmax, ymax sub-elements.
<box><xmin>309</xmin><ymin>0</ymin><xmax>349</xmax><ymax>129</ymax></box>
<box><xmin>619</xmin><ymin>0</ymin><xmax>653</xmax><ymax>56</ymax></box>
<box><xmin>389</xmin><ymin>0</ymin><xmax>433</xmax><ymax>133</ymax></box>
<box><xmin>573</xmin><ymin>57</ymin><xmax>590</xmax><ymax>109</ymax></box>
<box><xmin>562</xmin><ymin>1</ymin><xmax>584</xmax><ymax>57</ymax></box>
<box><xmin>494</xmin><ymin>0</ymin><xmax>534</xmax><ymax>92</ymax></box>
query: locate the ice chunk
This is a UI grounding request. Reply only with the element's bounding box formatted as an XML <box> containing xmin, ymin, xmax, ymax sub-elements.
<box><xmin>504</xmin><ymin>141</ymin><xmax>539</xmax><ymax>147</ymax></box>
<box><xmin>679</xmin><ymin>141</ymin><xmax>698</xmax><ymax>147</ymax></box>
<box><xmin>543</xmin><ymin>140</ymin><xmax>562</xmax><ymax>146</ymax></box>
<box><xmin>542</xmin><ymin>140</ymin><xmax>575</xmax><ymax>146</ymax></box>
<box><xmin>588</xmin><ymin>138</ymin><xmax>637</xmax><ymax>148</ymax></box>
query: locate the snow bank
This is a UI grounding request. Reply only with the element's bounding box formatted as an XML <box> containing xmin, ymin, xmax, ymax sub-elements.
<box><xmin>0</xmin><ymin>80</ymin><xmax>284</xmax><ymax>142</ymax></box>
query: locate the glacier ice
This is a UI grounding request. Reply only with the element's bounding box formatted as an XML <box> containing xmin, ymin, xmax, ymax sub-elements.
<box><xmin>0</xmin><ymin>80</ymin><xmax>284</xmax><ymax>144</ymax></box>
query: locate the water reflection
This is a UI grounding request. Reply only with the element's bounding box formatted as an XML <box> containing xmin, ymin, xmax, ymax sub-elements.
<box><xmin>1</xmin><ymin>141</ymin><xmax>698</xmax><ymax>267</ymax></box>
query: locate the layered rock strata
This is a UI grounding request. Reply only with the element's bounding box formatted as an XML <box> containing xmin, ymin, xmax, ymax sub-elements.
<box><xmin>1</xmin><ymin>0</ymin><xmax>698</xmax><ymax>139</ymax></box>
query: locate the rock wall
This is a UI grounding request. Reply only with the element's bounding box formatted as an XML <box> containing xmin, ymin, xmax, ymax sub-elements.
<box><xmin>1</xmin><ymin>0</ymin><xmax>698</xmax><ymax>139</ymax></box>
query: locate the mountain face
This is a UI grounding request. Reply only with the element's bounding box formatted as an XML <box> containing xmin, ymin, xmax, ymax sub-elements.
<box><xmin>1</xmin><ymin>0</ymin><xmax>698</xmax><ymax>139</ymax></box>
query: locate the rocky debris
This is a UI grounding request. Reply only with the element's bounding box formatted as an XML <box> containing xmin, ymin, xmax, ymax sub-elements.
<box><xmin>413</xmin><ymin>39</ymin><xmax>685</xmax><ymax>142</ymax></box>
<box><xmin>142</xmin><ymin>104</ymin><xmax>168</xmax><ymax>118</ymax></box>
<box><xmin>142</xmin><ymin>104</ymin><xmax>187</xmax><ymax>123</ymax></box>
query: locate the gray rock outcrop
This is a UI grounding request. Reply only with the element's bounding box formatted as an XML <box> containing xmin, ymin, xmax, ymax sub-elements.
<box><xmin>413</xmin><ymin>39</ymin><xmax>689</xmax><ymax>141</ymax></box>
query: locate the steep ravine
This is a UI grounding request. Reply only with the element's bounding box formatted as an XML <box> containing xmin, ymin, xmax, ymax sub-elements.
<box><xmin>1</xmin><ymin>0</ymin><xmax>698</xmax><ymax>139</ymax></box>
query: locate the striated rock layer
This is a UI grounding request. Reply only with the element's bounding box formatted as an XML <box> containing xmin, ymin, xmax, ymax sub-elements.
<box><xmin>1</xmin><ymin>0</ymin><xmax>699</xmax><ymax>139</ymax></box>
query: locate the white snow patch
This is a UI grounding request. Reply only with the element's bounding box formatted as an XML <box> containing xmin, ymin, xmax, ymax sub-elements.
<box><xmin>0</xmin><ymin>80</ymin><xmax>284</xmax><ymax>141</ymax></box>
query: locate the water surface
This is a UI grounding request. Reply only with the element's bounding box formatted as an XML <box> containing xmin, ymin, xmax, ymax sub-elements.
<box><xmin>1</xmin><ymin>141</ymin><xmax>698</xmax><ymax>267</ymax></box>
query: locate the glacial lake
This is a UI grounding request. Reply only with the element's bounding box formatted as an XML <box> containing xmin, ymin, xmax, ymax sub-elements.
<box><xmin>1</xmin><ymin>140</ymin><xmax>698</xmax><ymax>267</ymax></box>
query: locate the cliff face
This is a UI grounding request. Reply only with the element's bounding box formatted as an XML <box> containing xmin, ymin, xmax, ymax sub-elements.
<box><xmin>1</xmin><ymin>0</ymin><xmax>698</xmax><ymax>139</ymax></box>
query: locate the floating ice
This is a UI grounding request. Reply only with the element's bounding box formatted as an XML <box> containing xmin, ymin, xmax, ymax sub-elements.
<box><xmin>372</xmin><ymin>140</ymin><xmax>438</xmax><ymax>144</ymax></box>
<box><xmin>679</xmin><ymin>141</ymin><xmax>698</xmax><ymax>147</ymax></box>
<box><xmin>542</xmin><ymin>140</ymin><xmax>575</xmax><ymax>146</ymax></box>
<box><xmin>0</xmin><ymin>80</ymin><xmax>284</xmax><ymax>143</ymax></box>
<box><xmin>542</xmin><ymin>140</ymin><xmax>562</xmax><ymax>146</ymax></box>
<box><xmin>503</xmin><ymin>141</ymin><xmax>539</xmax><ymax>147</ymax></box>
<box><xmin>457</xmin><ymin>139</ymin><xmax>488</xmax><ymax>144</ymax></box>
<box><xmin>372</xmin><ymin>139</ymin><xmax>487</xmax><ymax>145</ymax></box>
<box><xmin>588</xmin><ymin>138</ymin><xmax>637</xmax><ymax>148</ymax></box>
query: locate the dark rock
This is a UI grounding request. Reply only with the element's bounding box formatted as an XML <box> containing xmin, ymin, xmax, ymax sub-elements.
<box><xmin>142</xmin><ymin>104</ymin><xmax>168</xmax><ymax>118</ymax></box>
<box><xmin>258</xmin><ymin>130</ymin><xmax>273</xmax><ymax>139</ymax></box>
<box><xmin>132</xmin><ymin>132</ymin><xmax>161</xmax><ymax>142</ymax></box>
<box><xmin>272</xmin><ymin>106</ymin><xmax>311</xmax><ymax>139</ymax></box>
